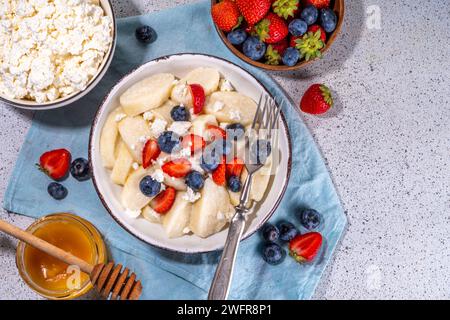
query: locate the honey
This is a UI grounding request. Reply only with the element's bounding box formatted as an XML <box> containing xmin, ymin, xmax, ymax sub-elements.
<box><xmin>16</xmin><ymin>213</ymin><xmax>106</xmax><ymax>299</ymax></box>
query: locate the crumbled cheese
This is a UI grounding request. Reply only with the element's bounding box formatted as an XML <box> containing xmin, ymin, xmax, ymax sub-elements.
<box><xmin>115</xmin><ymin>113</ymin><xmax>127</xmax><ymax>122</ymax></box>
<box><xmin>211</xmin><ymin>100</ymin><xmax>225</xmax><ymax>112</ymax></box>
<box><xmin>151</xmin><ymin>169</ymin><xmax>164</xmax><ymax>183</ymax></box>
<box><xmin>182</xmin><ymin>187</ymin><xmax>201</xmax><ymax>203</ymax></box>
<box><xmin>132</xmin><ymin>162</ymin><xmax>139</xmax><ymax>170</ymax></box>
<box><xmin>190</xmin><ymin>155</ymin><xmax>205</xmax><ymax>174</ymax></box>
<box><xmin>0</xmin><ymin>0</ymin><xmax>113</xmax><ymax>103</ymax></box>
<box><xmin>216</xmin><ymin>211</ymin><xmax>225</xmax><ymax>220</ymax></box>
<box><xmin>125</xmin><ymin>208</ymin><xmax>141</xmax><ymax>219</ymax></box>
<box><xmin>229</xmin><ymin>109</ymin><xmax>242</xmax><ymax>121</ymax></box>
<box><xmin>167</xmin><ymin>121</ymin><xmax>192</xmax><ymax>136</ymax></box>
<box><xmin>183</xmin><ymin>227</ymin><xmax>191</xmax><ymax>234</ymax></box>
<box><xmin>138</xmin><ymin>135</ymin><xmax>149</xmax><ymax>143</ymax></box>
<box><xmin>150</xmin><ymin>118</ymin><xmax>167</xmax><ymax>137</ymax></box>
<box><xmin>219</xmin><ymin>79</ymin><xmax>234</xmax><ymax>92</ymax></box>
<box><xmin>143</xmin><ymin>111</ymin><xmax>154</xmax><ymax>121</ymax></box>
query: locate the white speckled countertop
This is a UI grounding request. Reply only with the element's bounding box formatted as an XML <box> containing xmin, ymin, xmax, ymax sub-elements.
<box><xmin>0</xmin><ymin>0</ymin><xmax>449</xmax><ymax>300</ymax></box>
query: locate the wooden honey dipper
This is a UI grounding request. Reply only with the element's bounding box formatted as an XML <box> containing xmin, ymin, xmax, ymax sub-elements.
<box><xmin>0</xmin><ymin>219</ymin><xmax>142</xmax><ymax>300</ymax></box>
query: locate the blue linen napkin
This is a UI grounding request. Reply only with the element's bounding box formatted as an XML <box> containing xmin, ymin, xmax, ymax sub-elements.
<box><xmin>3</xmin><ymin>0</ymin><xmax>346</xmax><ymax>300</ymax></box>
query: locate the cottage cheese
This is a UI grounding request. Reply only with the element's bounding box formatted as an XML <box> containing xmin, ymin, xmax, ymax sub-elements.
<box><xmin>0</xmin><ymin>0</ymin><xmax>113</xmax><ymax>103</ymax></box>
<box><xmin>182</xmin><ymin>187</ymin><xmax>201</xmax><ymax>203</ymax></box>
<box><xmin>150</xmin><ymin>118</ymin><xmax>168</xmax><ymax>137</ymax></box>
<box><xmin>167</xmin><ymin>121</ymin><xmax>192</xmax><ymax>136</ymax></box>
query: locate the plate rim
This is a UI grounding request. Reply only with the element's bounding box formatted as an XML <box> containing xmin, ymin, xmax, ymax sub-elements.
<box><xmin>89</xmin><ymin>52</ymin><xmax>293</xmax><ymax>254</ymax></box>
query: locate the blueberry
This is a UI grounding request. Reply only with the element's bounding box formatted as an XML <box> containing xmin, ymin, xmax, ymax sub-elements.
<box><xmin>135</xmin><ymin>25</ymin><xmax>157</xmax><ymax>43</ymax></box>
<box><xmin>299</xmin><ymin>208</ymin><xmax>322</xmax><ymax>230</ymax></box>
<box><xmin>157</xmin><ymin>131</ymin><xmax>181</xmax><ymax>153</ymax></box>
<box><xmin>243</xmin><ymin>36</ymin><xmax>266</xmax><ymax>61</ymax></box>
<box><xmin>262</xmin><ymin>242</ymin><xmax>286</xmax><ymax>265</ymax></box>
<box><xmin>282</xmin><ymin>47</ymin><xmax>300</xmax><ymax>67</ymax></box>
<box><xmin>139</xmin><ymin>176</ymin><xmax>161</xmax><ymax>197</ymax></box>
<box><xmin>47</xmin><ymin>182</ymin><xmax>67</xmax><ymax>200</ymax></box>
<box><xmin>200</xmin><ymin>151</ymin><xmax>220</xmax><ymax>172</ymax></box>
<box><xmin>70</xmin><ymin>158</ymin><xmax>91</xmax><ymax>181</ymax></box>
<box><xmin>278</xmin><ymin>221</ymin><xmax>298</xmax><ymax>242</ymax></box>
<box><xmin>300</xmin><ymin>5</ymin><xmax>318</xmax><ymax>25</ymax></box>
<box><xmin>227</xmin><ymin>175</ymin><xmax>241</xmax><ymax>192</ymax></box>
<box><xmin>170</xmin><ymin>105</ymin><xmax>190</xmax><ymax>121</ymax></box>
<box><xmin>320</xmin><ymin>8</ymin><xmax>337</xmax><ymax>33</ymax></box>
<box><xmin>261</xmin><ymin>223</ymin><xmax>280</xmax><ymax>242</ymax></box>
<box><xmin>226</xmin><ymin>123</ymin><xmax>245</xmax><ymax>140</ymax></box>
<box><xmin>227</xmin><ymin>29</ymin><xmax>248</xmax><ymax>45</ymax></box>
<box><xmin>288</xmin><ymin>19</ymin><xmax>308</xmax><ymax>36</ymax></box>
<box><xmin>250</xmin><ymin>139</ymin><xmax>272</xmax><ymax>165</ymax></box>
<box><xmin>185</xmin><ymin>171</ymin><xmax>205</xmax><ymax>191</ymax></box>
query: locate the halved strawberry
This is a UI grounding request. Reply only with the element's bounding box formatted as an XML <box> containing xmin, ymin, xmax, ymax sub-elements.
<box><xmin>181</xmin><ymin>134</ymin><xmax>205</xmax><ymax>155</ymax></box>
<box><xmin>162</xmin><ymin>158</ymin><xmax>192</xmax><ymax>178</ymax></box>
<box><xmin>289</xmin><ymin>232</ymin><xmax>323</xmax><ymax>262</ymax></box>
<box><xmin>205</xmin><ymin>124</ymin><xmax>226</xmax><ymax>141</ymax></box>
<box><xmin>226</xmin><ymin>157</ymin><xmax>244</xmax><ymax>177</ymax></box>
<box><xmin>212</xmin><ymin>156</ymin><xmax>226</xmax><ymax>186</ymax></box>
<box><xmin>38</xmin><ymin>149</ymin><xmax>71</xmax><ymax>180</ymax></box>
<box><xmin>142</xmin><ymin>139</ymin><xmax>161</xmax><ymax>169</ymax></box>
<box><xmin>189</xmin><ymin>84</ymin><xmax>205</xmax><ymax>114</ymax></box>
<box><xmin>150</xmin><ymin>187</ymin><xmax>176</xmax><ymax>214</ymax></box>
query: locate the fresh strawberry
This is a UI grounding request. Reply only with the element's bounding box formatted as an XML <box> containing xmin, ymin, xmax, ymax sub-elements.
<box><xmin>211</xmin><ymin>0</ymin><xmax>242</xmax><ymax>32</ymax></box>
<box><xmin>294</xmin><ymin>29</ymin><xmax>324</xmax><ymax>61</ymax></box>
<box><xmin>150</xmin><ymin>187</ymin><xmax>176</xmax><ymax>214</ymax></box>
<box><xmin>212</xmin><ymin>156</ymin><xmax>226</xmax><ymax>186</ymax></box>
<box><xmin>162</xmin><ymin>158</ymin><xmax>192</xmax><ymax>178</ymax></box>
<box><xmin>189</xmin><ymin>84</ymin><xmax>205</xmax><ymax>114</ymax></box>
<box><xmin>289</xmin><ymin>232</ymin><xmax>323</xmax><ymax>262</ymax></box>
<box><xmin>205</xmin><ymin>124</ymin><xmax>226</xmax><ymax>141</ymax></box>
<box><xmin>308</xmin><ymin>24</ymin><xmax>326</xmax><ymax>42</ymax></box>
<box><xmin>300</xmin><ymin>84</ymin><xmax>333</xmax><ymax>114</ymax></box>
<box><xmin>272</xmin><ymin>0</ymin><xmax>300</xmax><ymax>19</ymax></box>
<box><xmin>303</xmin><ymin>0</ymin><xmax>330</xmax><ymax>9</ymax></box>
<box><xmin>142</xmin><ymin>139</ymin><xmax>161</xmax><ymax>169</ymax></box>
<box><xmin>226</xmin><ymin>157</ymin><xmax>244</xmax><ymax>177</ymax></box>
<box><xmin>236</xmin><ymin>0</ymin><xmax>271</xmax><ymax>25</ymax></box>
<box><xmin>254</xmin><ymin>12</ymin><xmax>289</xmax><ymax>44</ymax></box>
<box><xmin>271</xmin><ymin>38</ymin><xmax>289</xmax><ymax>55</ymax></box>
<box><xmin>290</xmin><ymin>35</ymin><xmax>302</xmax><ymax>47</ymax></box>
<box><xmin>181</xmin><ymin>134</ymin><xmax>205</xmax><ymax>155</ymax></box>
<box><xmin>38</xmin><ymin>149</ymin><xmax>71</xmax><ymax>180</ymax></box>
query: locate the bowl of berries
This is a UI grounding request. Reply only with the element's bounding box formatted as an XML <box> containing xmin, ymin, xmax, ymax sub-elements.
<box><xmin>211</xmin><ymin>0</ymin><xmax>344</xmax><ymax>71</ymax></box>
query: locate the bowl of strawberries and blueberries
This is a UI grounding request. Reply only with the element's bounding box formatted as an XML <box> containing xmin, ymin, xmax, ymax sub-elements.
<box><xmin>211</xmin><ymin>0</ymin><xmax>344</xmax><ymax>70</ymax></box>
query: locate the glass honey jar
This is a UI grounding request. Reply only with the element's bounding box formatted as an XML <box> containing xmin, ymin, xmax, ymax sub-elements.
<box><xmin>16</xmin><ymin>213</ymin><xmax>107</xmax><ymax>300</ymax></box>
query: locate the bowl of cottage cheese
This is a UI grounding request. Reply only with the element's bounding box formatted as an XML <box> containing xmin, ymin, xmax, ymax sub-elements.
<box><xmin>0</xmin><ymin>0</ymin><xmax>116</xmax><ymax>109</ymax></box>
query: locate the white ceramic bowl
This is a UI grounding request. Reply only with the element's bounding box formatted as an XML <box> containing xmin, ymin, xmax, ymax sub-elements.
<box><xmin>89</xmin><ymin>53</ymin><xmax>292</xmax><ymax>253</ymax></box>
<box><xmin>0</xmin><ymin>0</ymin><xmax>116</xmax><ymax>110</ymax></box>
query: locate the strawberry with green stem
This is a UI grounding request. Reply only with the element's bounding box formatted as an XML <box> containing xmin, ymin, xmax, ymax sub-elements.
<box><xmin>300</xmin><ymin>83</ymin><xmax>333</xmax><ymax>114</ymax></box>
<box><xmin>254</xmin><ymin>12</ymin><xmax>289</xmax><ymax>44</ymax></box>
<box><xmin>294</xmin><ymin>29</ymin><xmax>324</xmax><ymax>61</ymax></box>
<box><xmin>236</xmin><ymin>0</ymin><xmax>272</xmax><ymax>25</ymax></box>
<box><xmin>272</xmin><ymin>0</ymin><xmax>300</xmax><ymax>19</ymax></box>
<box><xmin>212</xmin><ymin>0</ymin><xmax>242</xmax><ymax>32</ymax></box>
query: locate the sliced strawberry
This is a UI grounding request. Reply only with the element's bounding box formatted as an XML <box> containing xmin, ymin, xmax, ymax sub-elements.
<box><xmin>181</xmin><ymin>134</ymin><xmax>205</xmax><ymax>155</ymax></box>
<box><xmin>289</xmin><ymin>232</ymin><xmax>323</xmax><ymax>263</ymax></box>
<box><xmin>38</xmin><ymin>149</ymin><xmax>71</xmax><ymax>180</ymax></box>
<box><xmin>150</xmin><ymin>187</ymin><xmax>176</xmax><ymax>214</ymax></box>
<box><xmin>205</xmin><ymin>124</ymin><xmax>226</xmax><ymax>141</ymax></box>
<box><xmin>161</xmin><ymin>158</ymin><xmax>192</xmax><ymax>178</ymax></box>
<box><xmin>212</xmin><ymin>156</ymin><xmax>226</xmax><ymax>186</ymax></box>
<box><xmin>189</xmin><ymin>84</ymin><xmax>205</xmax><ymax>114</ymax></box>
<box><xmin>142</xmin><ymin>139</ymin><xmax>161</xmax><ymax>169</ymax></box>
<box><xmin>226</xmin><ymin>157</ymin><xmax>244</xmax><ymax>177</ymax></box>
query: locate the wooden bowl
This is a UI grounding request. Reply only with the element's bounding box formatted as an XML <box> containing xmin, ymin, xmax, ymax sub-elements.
<box><xmin>211</xmin><ymin>0</ymin><xmax>345</xmax><ymax>71</ymax></box>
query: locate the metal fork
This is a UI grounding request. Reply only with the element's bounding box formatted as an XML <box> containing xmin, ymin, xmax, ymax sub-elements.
<box><xmin>208</xmin><ymin>95</ymin><xmax>281</xmax><ymax>300</ymax></box>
